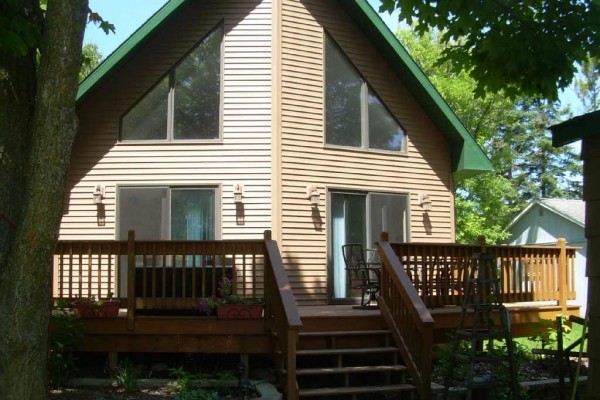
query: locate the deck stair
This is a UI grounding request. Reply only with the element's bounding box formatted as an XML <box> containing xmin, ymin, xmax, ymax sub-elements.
<box><xmin>296</xmin><ymin>323</ymin><xmax>417</xmax><ymax>399</ymax></box>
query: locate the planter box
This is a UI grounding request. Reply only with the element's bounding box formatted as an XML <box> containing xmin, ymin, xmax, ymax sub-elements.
<box><xmin>216</xmin><ymin>304</ymin><xmax>264</xmax><ymax>319</ymax></box>
<box><xmin>71</xmin><ymin>301</ymin><xmax>120</xmax><ymax>318</ymax></box>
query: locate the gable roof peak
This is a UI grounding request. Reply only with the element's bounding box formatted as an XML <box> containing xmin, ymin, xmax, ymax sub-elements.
<box><xmin>77</xmin><ymin>0</ymin><xmax>492</xmax><ymax>178</ymax></box>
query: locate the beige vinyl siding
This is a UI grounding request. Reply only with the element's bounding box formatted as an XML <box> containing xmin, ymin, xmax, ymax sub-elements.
<box><xmin>61</xmin><ymin>0</ymin><xmax>272</xmax><ymax>241</ymax></box>
<box><xmin>280</xmin><ymin>0</ymin><xmax>455</xmax><ymax>304</ymax></box>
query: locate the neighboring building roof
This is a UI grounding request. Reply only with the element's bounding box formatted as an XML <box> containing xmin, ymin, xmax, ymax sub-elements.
<box><xmin>550</xmin><ymin>109</ymin><xmax>600</xmax><ymax>147</ymax></box>
<box><xmin>77</xmin><ymin>0</ymin><xmax>493</xmax><ymax>179</ymax></box>
<box><xmin>506</xmin><ymin>198</ymin><xmax>585</xmax><ymax>230</ymax></box>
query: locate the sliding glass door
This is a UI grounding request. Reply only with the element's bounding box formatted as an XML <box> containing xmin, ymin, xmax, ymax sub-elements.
<box><xmin>117</xmin><ymin>186</ymin><xmax>217</xmax><ymax>296</ymax></box>
<box><xmin>330</xmin><ymin>191</ymin><xmax>409</xmax><ymax>301</ymax></box>
<box><xmin>331</xmin><ymin>193</ymin><xmax>366</xmax><ymax>299</ymax></box>
<box><xmin>118</xmin><ymin>187</ymin><xmax>216</xmax><ymax>241</ymax></box>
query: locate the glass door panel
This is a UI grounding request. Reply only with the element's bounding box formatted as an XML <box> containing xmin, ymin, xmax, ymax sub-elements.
<box><xmin>331</xmin><ymin>192</ymin><xmax>366</xmax><ymax>300</ymax></box>
<box><xmin>330</xmin><ymin>191</ymin><xmax>409</xmax><ymax>303</ymax></box>
<box><xmin>171</xmin><ymin>189</ymin><xmax>215</xmax><ymax>267</ymax></box>
<box><xmin>368</xmin><ymin>193</ymin><xmax>408</xmax><ymax>244</ymax></box>
<box><xmin>118</xmin><ymin>187</ymin><xmax>168</xmax><ymax>240</ymax></box>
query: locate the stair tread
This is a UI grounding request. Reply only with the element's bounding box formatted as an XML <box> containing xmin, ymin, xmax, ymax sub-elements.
<box><xmin>297</xmin><ymin>365</ymin><xmax>407</xmax><ymax>375</ymax></box>
<box><xmin>299</xmin><ymin>384</ymin><xmax>415</xmax><ymax>397</ymax></box>
<box><xmin>297</xmin><ymin>346</ymin><xmax>399</xmax><ymax>356</ymax></box>
<box><xmin>300</xmin><ymin>330</ymin><xmax>390</xmax><ymax>337</ymax></box>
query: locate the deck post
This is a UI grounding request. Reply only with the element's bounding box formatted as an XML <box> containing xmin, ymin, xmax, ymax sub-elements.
<box><xmin>478</xmin><ymin>235</ymin><xmax>487</xmax><ymax>252</ymax></box>
<box><xmin>127</xmin><ymin>230</ymin><xmax>136</xmax><ymax>331</ymax></box>
<box><xmin>557</xmin><ymin>238</ymin><xmax>568</xmax><ymax>314</ymax></box>
<box><xmin>108</xmin><ymin>352</ymin><xmax>119</xmax><ymax>376</ymax></box>
<box><xmin>379</xmin><ymin>231</ymin><xmax>389</xmax><ymax>242</ymax></box>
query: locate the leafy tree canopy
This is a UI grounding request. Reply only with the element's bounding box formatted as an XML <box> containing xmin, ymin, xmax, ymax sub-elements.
<box><xmin>398</xmin><ymin>28</ymin><xmax>582</xmax><ymax>243</ymax></box>
<box><xmin>80</xmin><ymin>43</ymin><xmax>102</xmax><ymax>80</ymax></box>
<box><xmin>379</xmin><ymin>0</ymin><xmax>600</xmax><ymax>100</ymax></box>
<box><xmin>574</xmin><ymin>56</ymin><xmax>600</xmax><ymax>112</ymax></box>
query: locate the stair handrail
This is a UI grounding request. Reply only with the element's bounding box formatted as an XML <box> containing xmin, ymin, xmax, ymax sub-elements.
<box><xmin>263</xmin><ymin>230</ymin><xmax>302</xmax><ymax>400</ymax></box>
<box><xmin>377</xmin><ymin>234</ymin><xmax>434</xmax><ymax>399</ymax></box>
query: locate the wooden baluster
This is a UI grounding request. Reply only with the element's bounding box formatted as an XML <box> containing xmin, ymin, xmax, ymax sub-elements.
<box><xmin>557</xmin><ymin>238</ymin><xmax>568</xmax><ymax>314</ymax></box>
<box><xmin>127</xmin><ymin>230</ymin><xmax>136</xmax><ymax>331</ymax></box>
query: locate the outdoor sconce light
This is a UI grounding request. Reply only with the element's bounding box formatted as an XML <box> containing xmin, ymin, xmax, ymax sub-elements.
<box><xmin>92</xmin><ymin>185</ymin><xmax>104</xmax><ymax>205</ymax></box>
<box><xmin>233</xmin><ymin>183</ymin><xmax>244</xmax><ymax>203</ymax></box>
<box><xmin>306</xmin><ymin>185</ymin><xmax>320</xmax><ymax>205</ymax></box>
<box><xmin>419</xmin><ymin>192</ymin><xmax>432</xmax><ymax>211</ymax></box>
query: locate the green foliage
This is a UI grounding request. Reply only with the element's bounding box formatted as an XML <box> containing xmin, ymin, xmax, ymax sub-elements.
<box><xmin>527</xmin><ymin>316</ymin><xmax>572</xmax><ymax>351</ymax></box>
<box><xmin>87</xmin><ymin>10</ymin><xmax>115</xmax><ymax>35</ymax></box>
<box><xmin>80</xmin><ymin>43</ymin><xmax>102</xmax><ymax>81</ymax></box>
<box><xmin>169</xmin><ymin>366</ymin><xmax>196</xmax><ymax>393</ymax></box>
<box><xmin>575</xmin><ymin>56</ymin><xmax>600</xmax><ymax>112</ymax></box>
<box><xmin>198</xmin><ymin>278</ymin><xmax>264</xmax><ymax>314</ymax></box>
<box><xmin>436</xmin><ymin>338</ymin><xmax>531</xmax><ymax>400</ymax></box>
<box><xmin>175</xmin><ymin>388</ymin><xmax>219</xmax><ymax>400</ymax></box>
<box><xmin>49</xmin><ymin>300</ymin><xmax>84</xmax><ymax>388</ymax></box>
<box><xmin>0</xmin><ymin>0</ymin><xmax>42</xmax><ymax>56</ymax></box>
<box><xmin>114</xmin><ymin>358</ymin><xmax>137</xmax><ymax>391</ymax></box>
<box><xmin>378</xmin><ymin>0</ymin><xmax>600</xmax><ymax>101</ymax></box>
<box><xmin>171</xmin><ymin>368</ymin><xmax>254</xmax><ymax>400</ymax></box>
<box><xmin>398</xmin><ymin>28</ymin><xmax>583</xmax><ymax>243</ymax></box>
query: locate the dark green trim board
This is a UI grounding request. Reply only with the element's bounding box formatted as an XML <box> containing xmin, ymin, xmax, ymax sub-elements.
<box><xmin>76</xmin><ymin>0</ymin><xmax>492</xmax><ymax>178</ymax></box>
<box><xmin>338</xmin><ymin>0</ymin><xmax>492</xmax><ymax>179</ymax></box>
<box><xmin>77</xmin><ymin>0</ymin><xmax>188</xmax><ymax>104</ymax></box>
<box><xmin>550</xmin><ymin>110</ymin><xmax>600</xmax><ymax>147</ymax></box>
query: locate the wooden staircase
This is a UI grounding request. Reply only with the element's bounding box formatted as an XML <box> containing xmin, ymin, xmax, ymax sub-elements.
<box><xmin>296</xmin><ymin>315</ymin><xmax>417</xmax><ymax>399</ymax></box>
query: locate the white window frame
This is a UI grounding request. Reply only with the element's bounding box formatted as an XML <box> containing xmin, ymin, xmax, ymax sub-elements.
<box><xmin>119</xmin><ymin>22</ymin><xmax>224</xmax><ymax>143</ymax></box>
<box><xmin>323</xmin><ymin>31</ymin><xmax>407</xmax><ymax>155</ymax></box>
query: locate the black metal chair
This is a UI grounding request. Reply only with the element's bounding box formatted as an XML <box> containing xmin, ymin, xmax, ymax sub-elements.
<box><xmin>342</xmin><ymin>243</ymin><xmax>380</xmax><ymax>308</ymax></box>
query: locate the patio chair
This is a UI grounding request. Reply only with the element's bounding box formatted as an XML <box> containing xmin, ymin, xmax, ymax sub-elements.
<box><xmin>342</xmin><ymin>243</ymin><xmax>380</xmax><ymax>308</ymax></box>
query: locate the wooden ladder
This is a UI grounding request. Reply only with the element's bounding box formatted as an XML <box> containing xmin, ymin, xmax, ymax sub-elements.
<box><xmin>444</xmin><ymin>253</ymin><xmax>519</xmax><ymax>400</ymax></box>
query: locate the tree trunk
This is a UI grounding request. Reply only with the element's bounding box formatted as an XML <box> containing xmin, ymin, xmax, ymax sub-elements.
<box><xmin>0</xmin><ymin>1</ymin><xmax>88</xmax><ymax>399</ymax></box>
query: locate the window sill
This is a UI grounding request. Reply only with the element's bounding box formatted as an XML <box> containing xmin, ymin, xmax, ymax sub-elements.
<box><xmin>323</xmin><ymin>143</ymin><xmax>408</xmax><ymax>156</ymax></box>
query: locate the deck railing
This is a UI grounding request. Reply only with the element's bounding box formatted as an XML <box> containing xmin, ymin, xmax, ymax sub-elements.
<box><xmin>53</xmin><ymin>230</ymin><xmax>301</xmax><ymax>398</ymax></box>
<box><xmin>377</xmin><ymin>234</ymin><xmax>434</xmax><ymax>399</ymax></box>
<box><xmin>264</xmin><ymin>231</ymin><xmax>302</xmax><ymax>400</ymax></box>
<box><xmin>54</xmin><ymin>232</ymin><xmax>265</xmax><ymax>304</ymax></box>
<box><xmin>388</xmin><ymin>238</ymin><xmax>577</xmax><ymax>312</ymax></box>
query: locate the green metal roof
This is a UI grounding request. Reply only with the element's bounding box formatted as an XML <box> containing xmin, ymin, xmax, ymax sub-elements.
<box><xmin>77</xmin><ymin>0</ymin><xmax>493</xmax><ymax>178</ymax></box>
<box><xmin>338</xmin><ymin>0</ymin><xmax>492</xmax><ymax>179</ymax></box>
<box><xmin>550</xmin><ymin>110</ymin><xmax>600</xmax><ymax>147</ymax></box>
<box><xmin>77</xmin><ymin>0</ymin><xmax>188</xmax><ymax>104</ymax></box>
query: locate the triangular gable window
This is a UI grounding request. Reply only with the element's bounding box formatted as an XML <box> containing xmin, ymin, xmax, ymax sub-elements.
<box><xmin>121</xmin><ymin>23</ymin><xmax>223</xmax><ymax>141</ymax></box>
<box><xmin>325</xmin><ymin>32</ymin><xmax>406</xmax><ymax>153</ymax></box>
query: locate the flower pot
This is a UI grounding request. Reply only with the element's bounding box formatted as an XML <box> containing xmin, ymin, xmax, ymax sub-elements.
<box><xmin>71</xmin><ymin>300</ymin><xmax>120</xmax><ymax>317</ymax></box>
<box><xmin>97</xmin><ymin>301</ymin><xmax>120</xmax><ymax>317</ymax></box>
<box><xmin>216</xmin><ymin>304</ymin><xmax>264</xmax><ymax>319</ymax></box>
<box><xmin>71</xmin><ymin>302</ymin><xmax>94</xmax><ymax>317</ymax></box>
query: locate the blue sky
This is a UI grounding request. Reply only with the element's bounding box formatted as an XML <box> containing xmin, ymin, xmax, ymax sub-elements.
<box><xmin>84</xmin><ymin>0</ymin><xmax>581</xmax><ymax>116</ymax></box>
<box><xmin>84</xmin><ymin>0</ymin><xmax>396</xmax><ymax>57</ymax></box>
<box><xmin>84</xmin><ymin>0</ymin><xmax>168</xmax><ymax>57</ymax></box>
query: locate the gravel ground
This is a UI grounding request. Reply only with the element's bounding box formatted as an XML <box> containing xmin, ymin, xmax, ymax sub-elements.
<box><xmin>49</xmin><ymin>386</ymin><xmax>177</xmax><ymax>400</ymax></box>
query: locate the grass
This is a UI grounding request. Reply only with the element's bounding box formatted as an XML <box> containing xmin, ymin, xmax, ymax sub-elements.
<box><xmin>514</xmin><ymin>319</ymin><xmax>588</xmax><ymax>355</ymax></box>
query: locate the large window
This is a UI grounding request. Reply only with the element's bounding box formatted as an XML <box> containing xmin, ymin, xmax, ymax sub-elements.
<box><xmin>330</xmin><ymin>191</ymin><xmax>409</xmax><ymax>300</ymax></box>
<box><xmin>325</xmin><ymin>33</ymin><xmax>406</xmax><ymax>152</ymax></box>
<box><xmin>117</xmin><ymin>186</ymin><xmax>217</xmax><ymax>297</ymax></box>
<box><xmin>121</xmin><ymin>23</ymin><xmax>223</xmax><ymax>141</ymax></box>
<box><xmin>117</xmin><ymin>187</ymin><xmax>216</xmax><ymax>241</ymax></box>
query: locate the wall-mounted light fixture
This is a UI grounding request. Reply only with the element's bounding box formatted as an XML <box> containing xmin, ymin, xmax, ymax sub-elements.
<box><xmin>233</xmin><ymin>183</ymin><xmax>244</xmax><ymax>203</ymax></box>
<box><xmin>419</xmin><ymin>192</ymin><xmax>432</xmax><ymax>211</ymax></box>
<box><xmin>306</xmin><ymin>185</ymin><xmax>320</xmax><ymax>205</ymax></box>
<box><xmin>93</xmin><ymin>185</ymin><xmax>104</xmax><ymax>205</ymax></box>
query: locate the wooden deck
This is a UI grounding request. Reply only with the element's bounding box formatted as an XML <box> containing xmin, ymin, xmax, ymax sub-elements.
<box><xmin>51</xmin><ymin>232</ymin><xmax>580</xmax><ymax>400</ymax></box>
<box><xmin>70</xmin><ymin>302</ymin><xmax>580</xmax><ymax>353</ymax></box>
